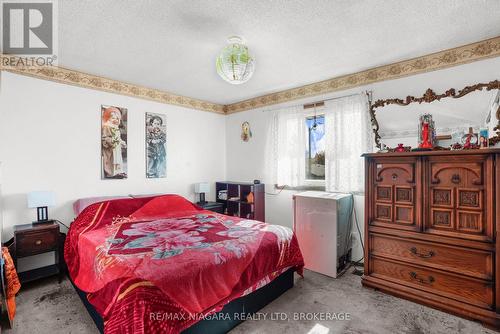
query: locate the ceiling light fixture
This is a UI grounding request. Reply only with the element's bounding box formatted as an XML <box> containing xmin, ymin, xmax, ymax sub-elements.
<box><xmin>216</xmin><ymin>36</ymin><xmax>255</xmax><ymax>85</ymax></box>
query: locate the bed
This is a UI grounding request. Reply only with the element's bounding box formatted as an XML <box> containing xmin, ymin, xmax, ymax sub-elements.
<box><xmin>65</xmin><ymin>194</ymin><xmax>304</xmax><ymax>334</ymax></box>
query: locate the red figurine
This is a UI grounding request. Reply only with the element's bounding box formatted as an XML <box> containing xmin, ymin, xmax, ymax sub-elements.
<box><xmin>395</xmin><ymin>143</ymin><xmax>406</xmax><ymax>152</ymax></box>
<box><xmin>419</xmin><ymin>122</ymin><xmax>433</xmax><ymax>149</ymax></box>
<box><xmin>463</xmin><ymin>133</ymin><xmax>473</xmax><ymax>149</ymax></box>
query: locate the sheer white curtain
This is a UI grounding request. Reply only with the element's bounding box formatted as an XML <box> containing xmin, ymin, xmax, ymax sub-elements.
<box><xmin>268</xmin><ymin>93</ymin><xmax>372</xmax><ymax>191</ymax></box>
<box><xmin>324</xmin><ymin>93</ymin><xmax>372</xmax><ymax>193</ymax></box>
<box><xmin>268</xmin><ymin>105</ymin><xmax>307</xmax><ymax>187</ymax></box>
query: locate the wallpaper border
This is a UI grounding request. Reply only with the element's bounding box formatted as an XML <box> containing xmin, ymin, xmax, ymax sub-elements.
<box><xmin>0</xmin><ymin>59</ymin><xmax>226</xmax><ymax>114</ymax></box>
<box><xmin>225</xmin><ymin>36</ymin><xmax>500</xmax><ymax>113</ymax></box>
<box><xmin>1</xmin><ymin>36</ymin><xmax>499</xmax><ymax>114</ymax></box>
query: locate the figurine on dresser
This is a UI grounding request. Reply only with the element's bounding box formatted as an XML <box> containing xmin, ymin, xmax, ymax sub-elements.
<box><xmin>418</xmin><ymin>114</ymin><xmax>435</xmax><ymax>149</ymax></box>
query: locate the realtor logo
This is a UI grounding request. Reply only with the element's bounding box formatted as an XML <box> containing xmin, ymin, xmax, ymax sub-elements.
<box><xmin>1</xmin><ymin>0</ymin><xmax>57</xmax><ymax>57</ymax></box>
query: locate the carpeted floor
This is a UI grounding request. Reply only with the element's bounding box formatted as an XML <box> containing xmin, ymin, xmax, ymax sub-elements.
<box><xmin>5</xmin><ymin>269</ymin><xmax>498</xmax><ymax>334</ymax></box>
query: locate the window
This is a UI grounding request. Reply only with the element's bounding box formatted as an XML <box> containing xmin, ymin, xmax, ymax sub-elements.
<box><xmin>269</xmin><ymin>94</ymin><xmax>371</xmax><ymax>192</ymax></box>
<box><xmin>305</xmin><ymin>114</ymin><xmax>325</xmax><ymax>181</ymax></box>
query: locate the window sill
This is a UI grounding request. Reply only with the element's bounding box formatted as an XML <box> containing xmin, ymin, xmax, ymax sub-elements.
<box><xmin>273</xmin><ymin>184</ymin><xmax>365</xmax><ymax>195</ymax></box>
<box><xmin>274</xmin><ymin>184</ymin><xmax>326</xmax><ymax>191</ymax></box>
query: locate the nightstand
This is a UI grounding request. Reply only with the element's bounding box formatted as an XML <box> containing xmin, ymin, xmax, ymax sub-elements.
<box><xmin>6</xmin><ymin>221</ymin><xmax>65</xmax><ymax>284</ymax></box>
<box><xmin>198</xmin><ymin>201</ymin><xmax>224</xmax><ymax>214</ymax></box>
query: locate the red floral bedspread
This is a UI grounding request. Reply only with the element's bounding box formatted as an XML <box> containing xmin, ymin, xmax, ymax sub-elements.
<box><xmin>65</xmin><ymin>195</ymin><xmax>304</xmax><ymax>333</ymax></box>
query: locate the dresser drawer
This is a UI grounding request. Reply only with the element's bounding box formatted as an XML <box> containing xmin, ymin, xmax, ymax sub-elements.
<box><xmin>370</xmin><ymin>233</ymin><xmax>493</xmax><ymax>280</ymax></box>
<box><xmin>16</xmin><ymin>229</ymin><xmax>58</xmax><ymax>257</ymax></box>
<box><xmin>371</xmin><ymin>257</ymin><xmax>493</xmax><ymax>309</ymax></box>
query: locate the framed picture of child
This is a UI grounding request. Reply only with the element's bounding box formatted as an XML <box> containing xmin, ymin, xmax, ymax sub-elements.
<box><xmin>146</xmin><ymin>112</ymin><xmax>167</xmax><ymax>178</ymax></box>
<box><xmin>101</xmin><ymin>105</ymin><xmax>128</xmax><ymax>179</ymax></box>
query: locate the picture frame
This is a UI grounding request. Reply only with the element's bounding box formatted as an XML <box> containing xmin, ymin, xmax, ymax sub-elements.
<box><xmin>146</xmin><ymin>112</ymin><xmax>167</xmax><ymax>178</ymax></box>
<box><xmin>101</xmin><ymin>105</ymin><xmax>128</xmax><ymax>179</ymax></box>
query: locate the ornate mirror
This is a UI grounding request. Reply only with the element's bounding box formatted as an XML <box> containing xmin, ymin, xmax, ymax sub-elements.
<box><xmin>370</xmin><ymin>80</ymin><xmax>500</xmax><ymax>150</ymax></box>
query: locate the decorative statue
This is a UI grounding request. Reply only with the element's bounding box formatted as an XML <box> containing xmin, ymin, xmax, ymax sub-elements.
<box><xmin>395</xmin><ymin>143</ymin><xmax>406</xmax><ymax>152</ymax></box>
<box><xmin>463</xmin><ymin>133</ymin><xmax>473</xmax><ymax>149</ymax></box>
<box><xmin>418</xmin><ymin>114</ymin><xmax>435</xmax><ymax>149</ymax></box>
<box><xmin>241</xmin><ymin>121</ymin><xmax>252</xmax><ymax>142</ymax></box>
<box><xmin>461</xmin><ymin>127</ymin><xmax>479</xmax><ymax>149</ymax></box>
<box><xmin>419</xmin><ymin>122</ymin><xmax>433</xmax><ymax>149</ymax></box>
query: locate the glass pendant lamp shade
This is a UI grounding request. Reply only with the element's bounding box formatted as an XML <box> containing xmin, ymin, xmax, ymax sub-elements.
<box><xmin>216</xmin><ymin>36</ymin><xmax>255</xmax><ymax>85</ymax></box>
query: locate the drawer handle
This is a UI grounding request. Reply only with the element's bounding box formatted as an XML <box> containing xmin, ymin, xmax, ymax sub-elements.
<box><xmin>410</xmin><ymin>247</ymin><xmax>435</xmax><ymax>258</ymax></box>
<box><xmin>409</xmin><ymin>271</ymin><xmax>435</xmax><ymax>285</ymax></box>
<box><xmin>35</xmin><ymin>240</ymin><xmax>42</xmax><ymax>246</ymax></box>
<box><xmin>451</xmin><ymin>174</ymin><xmax>460</xmax><ymax>184</ymax></box>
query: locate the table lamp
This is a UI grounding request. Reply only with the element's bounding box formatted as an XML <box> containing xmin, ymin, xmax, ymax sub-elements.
<box><xmin>194</xmin><ymin>182</ymin><xmax>210</xmax><ymax>205</ymax></box>
<box><xmin>27</xmin><ymin>191</ymin><xmax>56</xmax><ymax>223</ymax></box>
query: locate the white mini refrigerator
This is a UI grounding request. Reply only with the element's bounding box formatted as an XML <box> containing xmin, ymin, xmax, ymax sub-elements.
<box><xmin>293</xmin><ymin>191</ymin><xmax>353</xmax><ymax>278</ymax></box>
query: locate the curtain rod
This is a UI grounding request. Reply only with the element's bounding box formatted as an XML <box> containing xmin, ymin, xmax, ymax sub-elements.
<box><xmin>261</xmin><ymin>90</ymin><xmax>373</xmax><ymax>113</ymax></box>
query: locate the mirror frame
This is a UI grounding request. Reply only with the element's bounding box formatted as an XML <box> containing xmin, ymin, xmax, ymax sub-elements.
<box><xmin>369</xmin><ymin>80</ymin><xmax>500</xmax><ymax>149</ymax></box>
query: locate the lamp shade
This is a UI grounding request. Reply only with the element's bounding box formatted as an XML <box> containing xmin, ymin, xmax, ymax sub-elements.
<box><xmin>216</xmin><ymin>36</ymin><xmax>255</xmax><ymax>85</ymax></box>
<box><xmin>194</xmin><ymin>182</ymin><xmax>210</xmax><ymax>194</ymax></box>
<box><xmin>27</xmin><ymin>191</ymin><xmax>56</xmax><ymax>208</ymax></box>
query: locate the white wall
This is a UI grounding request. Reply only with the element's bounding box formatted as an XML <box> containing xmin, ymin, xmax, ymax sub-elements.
<box><xmin>225</xmin><ymin>57</ymin><xmax>500</xmax><ymax>262</ymax></box>
<box><xmin>0</xmin><ymin>72</ymin><xmax>226</xmax><ymax>245</ymax></box>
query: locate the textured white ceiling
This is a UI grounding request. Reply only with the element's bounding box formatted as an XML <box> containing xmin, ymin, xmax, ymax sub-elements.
<box><xmin>59</xmin><ymin>0</ymin><xmax>500</xmax><ymax>104</ymax></box>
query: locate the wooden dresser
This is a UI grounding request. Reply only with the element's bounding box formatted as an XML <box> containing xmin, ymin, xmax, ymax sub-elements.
<box><xmin>362</xmin><ymin>149</ymin><xmax>500</xmax><ymax>328</ymax></box>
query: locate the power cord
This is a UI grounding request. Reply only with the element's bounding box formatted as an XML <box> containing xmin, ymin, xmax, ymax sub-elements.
<box><xmin>350</xmin><ymin>198</ymin><xmax>365</xmax><ymax>277</ymax></box>
<box><xmin>353</xmin><ymin>198</ymin><xmax>365</xmax><ymax>260</ymax></box>
<box><xmin>335</xmin><ymin>194</ymin><xmax>354</xmax><ymax>278</ymax></box>
<box><xmin>338</xmin><ymin>193</ymin><xmax>365</xmax><ymax>277</ymax></box>
<box><xmin>53</xmin><ymin>219</ymin><xmax>70</xmax><ymax>230</ymax></box>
